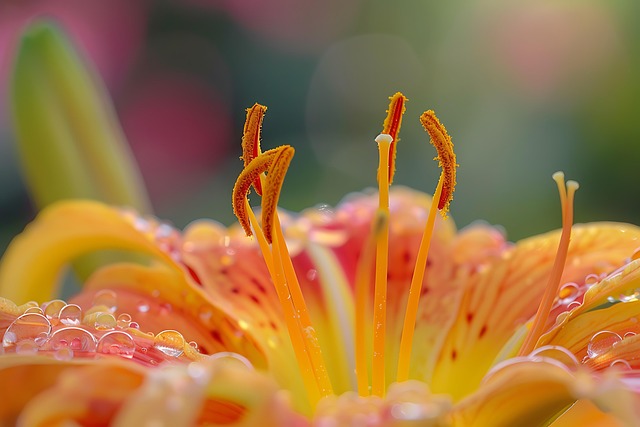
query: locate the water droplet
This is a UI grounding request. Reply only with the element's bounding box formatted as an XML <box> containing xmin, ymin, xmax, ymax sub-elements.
<box><xmin>94</xmin><ymin>313</ymin><xmax>116</xmax><ymax>331</ymax></box>
<box><xmin>129</xmin><ymin>322</ymin><xmax>140</xmax><ymax>329</ymax></box>
<box><xmin>136</xmin><ymin>300</ymin><xmax>150</xmax><ymax>313</ymax></box>
<box><xmin>44</xmin><ymin>327</ymin><xmax>97</xmax><ymax>352</ymax></box>
<box><xmin>43</xmin><ymin>300</ymin><xmax>66</xmax><ymax>322</ymax></box>
<box><xmin>116</xmin><ymin>313</ymin><xmax>132</xmax><ymax>329</ymax></box>
<box><xmin>198</xmin><ymin>307</ymin><xmax>212</xmax><ymax>323</ymax></box>
<box><xmin>3</xmin><ymin>313</ymin><xmax>52</xmax><ymax>348</ymax></box>
<box><xmin>587</xmin><ymin>331</ymin><xmax>622</xmax><ymax>358</ymax></box>
<box><xmin>529</xmin><ymin>345</ymin><xmax>579</xmax><ymax>370</ymax></box>
<box><xmin>154</xmin><ymin>330</ymin><xmax>185</xmax><ymax>357</ymax></box>
<box><xmin>607</xmin><ymin>296</ymin><xmax>616</xmax><ymax>303</ymax></box>
<box><xmin>567</xmin><ymin>301</ymin><xmax>582</xmax><ymax>310</ymax></box>
<box><xmin>619</xmin><ymin>288</ymin><xmax>640</xmax><ymax>303</ymax></box>
<box><xmin>188</xmin><ymin>341</ymin><xmax>198</xmax><ymax>350</ymax></box>
<box><xmin>97</xmin><ymin>331</ymin><xmax>135</xmax><ymax>359</ymax></box>
<box><xmin>209</xmin><ymin>351</ymin><xmax>254</xmax><ymax>370</ymax></box>
<box><xmin>92</xmin><ymin>290</ymin><xmax>117</xmax><ymax>312</ymax></box>
<box><xmin>306</xmin><ymin>269</ymin><xmax>318</xmax><ymax>281</ymax></box>
<box><xmin>54</xmin><ymin>347</ymin><xmax>74</xmax><ymax>361</ymax></box>
<box><xmin>159</xmin><ymin>303</ymin><xmax>172</xmax><ymax>315</ymax></box>
<box><xmin>610</xmin><ymin>359</ymin><xmax>632</xmax><ymax>370</ymax></box>
<box><xmin>16</xmin><ymin>339</ymin><xmax>39</xmax><ymax>355</ymax></box>
<box><xmin>624</xmin><ymin>332</ymin><xmax>637</xmax><ymax>338</ymax></box>
<box><xmin>558</xmin><ymin>282</ymin><xmax>580</xmax><ymax>305</ymax></box>
<box><xmin>24</xmin><ymin>306</ymin><xmax>44</xmax><ymax>314</ymax></box>
<box><xmin>59</xmin><ymin>304</ymin><xmax>82</xmax><ymax>326</ymax></box>
<box><xmin>584</xmin><ymin>274</ymin><xmax>600</xmax><ymax>286</ymax></box>
<box><xmin>220</xmin><ymin>254</ymin><xmax>234</xmax><ymax>267</ymax></box>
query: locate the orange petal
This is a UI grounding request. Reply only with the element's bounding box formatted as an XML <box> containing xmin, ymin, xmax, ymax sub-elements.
<box><xmin>432</xmin><ymin>223</ymin><xmax>640</xmax><ymax>400</ymax></box>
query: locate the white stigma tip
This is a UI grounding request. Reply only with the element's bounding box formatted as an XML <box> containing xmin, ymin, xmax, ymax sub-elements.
<box><xmin>552</xmin><ymin>171</ymin><xmax>565</xmax><ymax>182</ymax></box>
<box><xmin>375</xmin><ymin>133</ymin><xmax>393</xmax><ymax>145</ymax></box>
<box><xmin>567</xmin><ymin>180</ymin><xmax>580</xmax><ymax>190</ymax></box>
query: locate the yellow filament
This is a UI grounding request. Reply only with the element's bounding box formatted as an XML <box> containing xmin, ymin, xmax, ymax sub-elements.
<box><xmin>272</xmin><ymin>215</ymin><xmax>334</xmax><ymax>397</ymax></box>
<box><xmin>354</xmin><ymin>215</ymin><xmax>382</xmax><ymax>396</ymax></box>
<box><xmin>372</xmin><ymin>133</ymin><xmax>392</xmax><ymax>397</ymax></box>
<box><xmin>518</xmin><ymin>172</ymin><xmax>578</xmax><ymax>356</ymax></box>
<box><xmin>245</xmin><ymin>200</ymin><xmax>321</xmax><ymax>404</ymax></box>
<box><xmin>396</xmin><ymin>173</ymin><xmax>444</xmax><ymax>382</ymax></box>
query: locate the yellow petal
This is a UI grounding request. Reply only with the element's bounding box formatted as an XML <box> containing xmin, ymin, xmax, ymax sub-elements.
<box><xmin>432</xmin><ymin>223</ymin><xmax>640</xmax><ymax>400</ymax></box>
<box><xmin>0</xmin><ymin>200</ymin><xmax>179</xmax><ymax>303</ymax></box>
<box><xmin>451</xmin><ymin>360</ymin><xmax>636</xmax><ymax>427</ymax></box>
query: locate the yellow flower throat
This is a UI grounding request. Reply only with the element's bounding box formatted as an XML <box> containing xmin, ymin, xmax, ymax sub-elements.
<box><xmin>231</xmin><ymin>92</ymin><xmax>576</xmax><ymax>409</ymax></box>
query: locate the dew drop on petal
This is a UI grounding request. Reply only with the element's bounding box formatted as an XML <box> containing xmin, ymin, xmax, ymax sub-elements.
<box><xmin>558</xmin><ymin>282</ymin><xmax>580</xmax><ymax>305</ymax></box>
<box><xmin>3</xmin><ymin>313</ymin><xmax>52</xmax><ymax>348</ymax></box>
<box><xmin>584</xmin><ymin>274</ymin><xmax>600</xmax><ymax>287</ymax></box>
<box><xmin>137</xmin><ymin>300</ymin><xmax>150</xmax><ymax>313</ymax></box>
<box><xmin>92</xmin><ymin>290</ymin><xmax>117</xmax><ymax>313</ymax></box>
<box><xmin>97</xmin><ymin>331</ymin><xmax>136</xmax><ymax>359</ymax></box>
<box><xmin>619</xmin><ymin>288</ymin><xmax>640</xmax><ymax>303</ymax></box>
<box><xmin>220</xmin><ymin>254</ymin><xmax>234</xmax><ymax>267</ymax></box>
<box><xmin>16</xmin><ymin>339</ymin><xmax>39</xmax><ymax>355</ymax></box>
<box><xmin>529</xmin><ymin>345</ymin><xmax>579</xmax><ymax>370</ymax></box>
<box><xmin>59</xmin><ymin>304</ymin><xmax>82</xmax><ymax>326</ymax></box>
<box><xmin>159</xmin><ymin>303</ymin><xmax>172</xmax><ymax>315</ymax></box>
<box><xmin>45</xmin><ymin>327</ymin><xmax>98</xmax><ymax>352</ymax></box>
<box><xmin>129</xmin><ymin>322</ymin><xmax>140</xmax><ymax>330</ymax></box>
<box><xmin>209</xmin><ymin>351</ymin><xmax>254</xmax><ymax>370</ymax></box>
<box><xmin>94</xmin><ymin>313</ymin><xmax>117</xmax><ymax>331</ymax></box>
<box><xmin>188</xmin><ymin>341</ymin><xmax>198</xmax><ymax>350</ymax></box>
<box><xmin>607</xmin><ymin>296</ymin><xmax>616</xmax><ymax>304</ymax></box>
<box><xmin>587</xmin><ymin>331</ymin><xmax>622</xmax><ymax>359</ymax></box>
<box><xmin>43</xmin><ymin>299</ymin><xmax>66</xmax><ymax>322</ymax></box>
<box><xmin>306</xmin><ymin>269</ymin><xmax>318</xmax><ymax>281</ymax></box>
<box><xmin>116</xmin><ymin>313</ymin><xmax>132</xmax><ymax>329</ymax></box>
<box><xmin>610</xmin><ymin>359</ymin><xmax>632</xmax><ymax>370</ymax></box>
<box><xmin>154</xmin><ymin>330</ymin><xmax>185</xmax><ymax>357</ymax></box>
<box><xmin>54</xmin><ymin>347</ymin><xmax>74</xmax><ymax>361</ymax></box>
<box><xmin>24</xmin><ymin>306</ymin><xmax>44</xmax><ymax>315</ymax></box>
<box><xmin>624</xmin><ymin>332</ymin><xmax>637</xmax><ymax>339</ymax></box>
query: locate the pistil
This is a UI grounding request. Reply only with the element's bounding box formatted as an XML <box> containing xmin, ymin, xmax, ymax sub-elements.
<box><xmin>518</xmin><ymin>172</ymin><xmax>578</xmax><ymax>356</ymax></box>
<box><xmin>372</xmin><ymin>133</ymin><xmax>392</xmax><ymax>397</ymax></box>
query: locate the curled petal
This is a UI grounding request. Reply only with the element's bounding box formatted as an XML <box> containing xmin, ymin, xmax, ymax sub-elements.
<box><xmin>0</xmin><ymin>200</ymin><xmax>180</xmax><ymax>304</ymax></box>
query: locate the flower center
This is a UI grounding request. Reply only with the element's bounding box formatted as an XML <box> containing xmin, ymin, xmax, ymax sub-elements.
<box><xmin>232</xmin><ymin>93</ymin><xmax>458</xmax><ymax>407</ymax></box>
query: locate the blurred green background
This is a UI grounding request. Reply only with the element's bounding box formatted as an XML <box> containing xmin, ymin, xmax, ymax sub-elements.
<box><xmin>1</xmin><ymin>0</ymin><xmax>640</xmax><ymax>255</ymax></box>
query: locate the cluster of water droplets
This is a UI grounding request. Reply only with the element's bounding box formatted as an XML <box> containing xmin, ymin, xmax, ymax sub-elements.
<box><xmin>121</xmin><ymin>209</ymin><xmax>183</xmax><ymax>262</ymax></box>
<box><xmin>1</xmin><ymin>289</ymin><xmax>193</xmax><ymax>363</ymax></box>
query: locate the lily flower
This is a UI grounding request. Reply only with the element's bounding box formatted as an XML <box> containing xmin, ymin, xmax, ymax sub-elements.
<box><xmin>2</xmin><ymin>87</ymin><xmax>640</xmax><ymax>426</ymax></box>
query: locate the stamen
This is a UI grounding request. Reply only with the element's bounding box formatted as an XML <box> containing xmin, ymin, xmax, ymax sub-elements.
<box><xmin>419</xmin><ymin>110</ymin><xmax>457</xmax><ymax>216</ymax></box>
<box><xmin>518</xmin><ymin>172</ymin><xmax>579</xmax><ymax>356</ymax></box>
<box><xmin>233</xmin><ymin>119</ymin><xmax>333</xmax><ymax>407</ymax></box>
<box><xmin>396</xmin><ymin>110</ymin><xmax>457</xmax><ymax>382</ymax></box>
<box><xmin>242</xmin><ymin>103</ymin><xmax>267</xmax><ymax>195</ymax></box>
<box><xmin>372</xmin><ymin>133</ymin><xmax>392</xmax><ymax>397</ymax></box>
<box><xmin>354</xmin><ymin>213</ymin><xmax>384</xmax><ymax>396</ymax></box>
<box><xmin>261</xmin><ymin>146</ymin><xmax>295</xmax><ymax>243</ymax></box>
<box><xmin>381</xmin><ymin>93</ymin><xmax>408</xmax><ymax>184</ymax></box>
<box><xmin>231</xmin><ymin>146</ymin><xmax>292</xmax><ymax>242</ymax></box>
<box><xmin>396</xmin><ymin>173</ymin><xmax>444</xmax><ymax>382</ymax></box>
<box><xmin>244</xmin><ymin>195</ymin><xmax>323</xmax><ymax>405</ymax></box>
